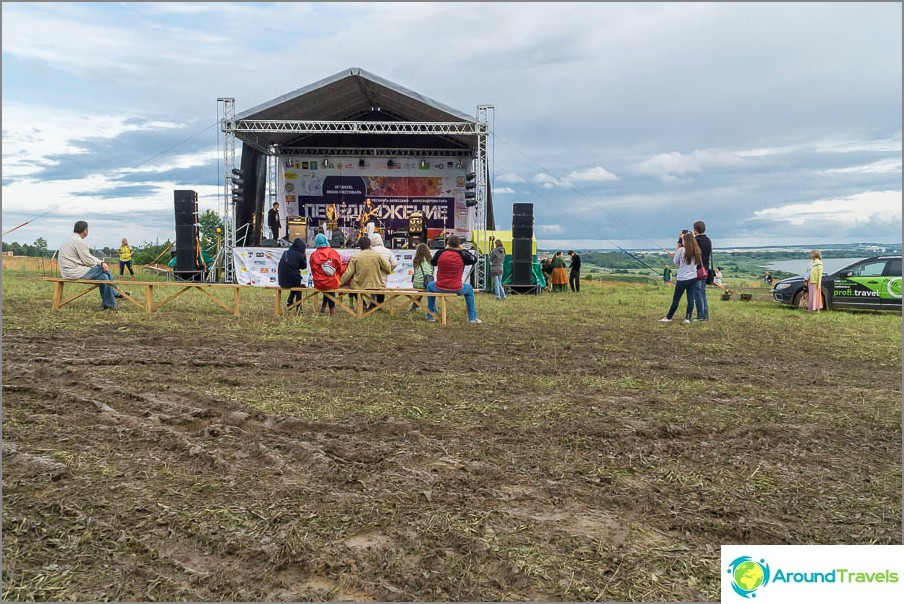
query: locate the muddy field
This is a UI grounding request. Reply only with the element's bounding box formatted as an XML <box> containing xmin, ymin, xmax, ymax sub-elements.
<box><xmin>2</xmin><ymin>278</ymin><xmax>901</xmax><ymax>601</ymax></box>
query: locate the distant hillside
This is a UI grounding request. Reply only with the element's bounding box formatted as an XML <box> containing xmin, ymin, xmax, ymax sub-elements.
<box><xmin>537</xmin><ymin>243</ymin><xmax>901</xmax><ymax>281</ymax></box>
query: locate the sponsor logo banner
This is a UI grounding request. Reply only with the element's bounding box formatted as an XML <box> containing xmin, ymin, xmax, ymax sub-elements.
<box><xmin>722</xmin><ymin>545</ymin><xmax>903</xmax><ymax>603</ymax></box>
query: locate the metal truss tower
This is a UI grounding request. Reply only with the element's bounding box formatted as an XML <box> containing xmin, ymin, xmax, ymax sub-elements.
<box><xmin>218</xmin><ymin>98</ymin><xmax>237</xmax><ymax>284</ymax></box>
<box><xmin>474</xmin><ymin>105</ymin><xmax>493</xmax><ymax>292</ymax></box>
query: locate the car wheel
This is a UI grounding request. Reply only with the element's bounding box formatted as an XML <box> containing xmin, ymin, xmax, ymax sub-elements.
<box><xmin>793</xmin><ymin>289</ymin><xmax>808</xmax><ymax>309</ymax></box>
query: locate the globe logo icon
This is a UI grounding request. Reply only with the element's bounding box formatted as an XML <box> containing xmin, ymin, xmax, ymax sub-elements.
<box><xmin>726</xmin><ymin>556</ymin><xmax>770</xmax><ymax>598</ymax></box>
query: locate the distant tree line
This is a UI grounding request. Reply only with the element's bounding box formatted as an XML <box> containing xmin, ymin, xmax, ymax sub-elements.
<box><xmin>3</xmin><ymin>210</ymin><xmax>224</xmax><ymax>265</ymax></box>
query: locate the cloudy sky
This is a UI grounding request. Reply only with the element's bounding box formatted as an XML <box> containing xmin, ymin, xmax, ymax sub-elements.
<box><xmin>2</xmin><ymin>2</ymin><xmax>901</xmax><ymax>251</ymax></box>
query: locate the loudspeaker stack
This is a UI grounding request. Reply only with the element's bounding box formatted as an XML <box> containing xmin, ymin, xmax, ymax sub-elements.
<box><xmin>511</xmin><ymin>203</ymin><xmax>534</xmax><ymax>285</ymax></box>
<box><xmin>174</xmin><ymin>190</ymin><xmax>199</xmax><ymax>272</ymax></box>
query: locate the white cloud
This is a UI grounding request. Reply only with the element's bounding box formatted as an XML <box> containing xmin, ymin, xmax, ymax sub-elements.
<box><xmin>493</xmin><ymin>187</ymin><xmax>516</xmax><ymax>194</ymax></box>
<box><xmin>530</xmin><ymin>166</ymin><xmax>617</xmax><ymax>189</ymax></box>
<box><xmin>497</xmin><ymin>172</ymin><xmax>526</xmax><ymax>184</ymax></box>
<box><xmin>536</xmin><ymin>224</ymin><xmax>564</xmax><ymax>235</ymax></box>
<box><xmin>1</xmin><ymin>103</ymin><xmax>185</xmax><ymax>181</ymax></box>
<box><xmin>533</xmin><ymin>173</ymin><xmax>570</xmax><ymax>189</ymax></box>
<box><xmin>820</xmin><ymin>158</ymin><xmax>902</xmax><ymax>176</ymax></box>
<box><xmin>565</xmin><ymin>166</ymin><xmax>618</xmax><ymax>183</ymax></box>
<box><xmin>633</xmin><ymin>149</ymin><xmax>748</xmax><ymax>182</ymax></box>
<box><xmin>750</xmin><ymin>190</ymin><xmax>902</xmax><ymax>227</ymax></box>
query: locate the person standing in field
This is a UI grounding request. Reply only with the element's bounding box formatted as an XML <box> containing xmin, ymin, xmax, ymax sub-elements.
<box><xmin>662</xmin><ymin>263</ymin><xmax>673</xmax><ymax>286</ymax></box>
<box><xmin>659</xmin><ymin>232</ymin><xmax>701</xmax><ymax>324</ymax></box>
<box><xmin>693</xmin><ymin>220</ymin><xmax>712</xmax><ymax>322</ymax></box>
<box><xmin>277</xmin><ymin>238</ymin><xmax>307</xmax><ymax>313</ymax></box>
<box><xmin>805</xmin><ymin>250</ymin><xmax>824</xmax><ymax>313</ymax></box>
<box><xmin>489</xmin><ymin>238</ymin><xmax>507</xmax><ymax>300</ymax></box>
<box><xmin>540</xmin><ymin>256</ymin><xmax>553</xmax><ymax>291</ymax></box>
<box><xmin>568</xmin><ymin>250</ymin><xmax>582</xmax><ymax>293</ymax></box>
<box><xmin>119</xmin><ymin>237</ymin><xmax>135</xmax><ymax>280</ymax></box>
<box><xmin>549</xmin><ymin>251</ymin><xmax>568</xmax><ymax>292</ymax></box>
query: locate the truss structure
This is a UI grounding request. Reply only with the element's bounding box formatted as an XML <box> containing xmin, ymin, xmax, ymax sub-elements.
<box><xmin>474</xmin><ymin>105</ymin><xmax>493</xmax><ymax>292</ymax></box>
<box><xmin>219</xmin><ymin>111</ymin><xmax>491</xmax><ymax>284</ymax></box>
<box><xmin>217</xmin><ymin>98</ymin><xmax>237</xmax><ymax>284</ymax></box>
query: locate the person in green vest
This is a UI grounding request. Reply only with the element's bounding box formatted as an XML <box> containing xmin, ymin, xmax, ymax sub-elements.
<box><xmin>662</xmin><ymin>263</ymin><xmax>673</xmax><ymax>286</ymax></box>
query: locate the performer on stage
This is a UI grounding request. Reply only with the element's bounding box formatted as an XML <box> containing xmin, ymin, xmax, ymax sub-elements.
<box><xmin>268</xmin><ymin>202</ymin><xmax>281</xmax><ymax>240</ymax></box>
<box><xmin>325</xmin><ymin>203</ymin><xmax>339</xmax><ymax>225</ymax></box>
<box><xmin>356</xmin><ymin>198</ymin><xmax>378</xmax><ymax>244</ymax></box>
<box><xmin>324</xmin><ymin>202</ymin><xmax>339</xmax><ymax>239</ymax></box>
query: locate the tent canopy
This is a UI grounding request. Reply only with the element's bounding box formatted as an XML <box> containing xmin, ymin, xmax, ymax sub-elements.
<box><xmin>233</xmin><ymin>67</ymin><xmax>476</xmax><ymax>152</ymax></box>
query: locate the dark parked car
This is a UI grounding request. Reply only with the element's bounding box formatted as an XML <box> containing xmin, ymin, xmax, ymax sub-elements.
<box><xmin>772</xmin><ymin>255</ymin><xmax>902</xmax><ymax>311</ymax></box>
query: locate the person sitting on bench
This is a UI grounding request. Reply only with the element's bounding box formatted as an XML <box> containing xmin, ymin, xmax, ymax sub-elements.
<box><xmin>339</xmin><ymin>236</ymin><xmax>391</xmax><ymax>308</ymax></box>
<box><xmin>425</xmin><ymin>234</ymin><xmax>482</xmax><ymax>324</ymax></box>
<box><xmin>58</xmin><ymin>220</ymin><xmax>120</xmax><ymax>311</ymax></box>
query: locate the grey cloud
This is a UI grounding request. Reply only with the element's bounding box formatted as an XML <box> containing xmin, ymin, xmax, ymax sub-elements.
<box><xmin>71</xmin><ymin>184</ymin><xmax>162</xmax><ymax>199</ymax></box>
<box><xmin>21</xmin><ymin>121</ymin><xmax>215</xmax><ymax>182</ymax></box>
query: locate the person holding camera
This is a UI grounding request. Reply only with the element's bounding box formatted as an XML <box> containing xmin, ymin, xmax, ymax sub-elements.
<box><xmin>659</xmin><ymin>231</ymin><xmax>702</xmax><ymax>324</ymax></box>
<box><xmin>425</xmin><ymin>234</ymin><xmax>481</xmax><ymax>324</ymax></box>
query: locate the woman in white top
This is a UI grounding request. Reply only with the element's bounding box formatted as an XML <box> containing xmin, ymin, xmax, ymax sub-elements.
<box><xmin>660</xmin><ymin>232</ymin><xmax>702</xmax><ymax>324</ymax></box>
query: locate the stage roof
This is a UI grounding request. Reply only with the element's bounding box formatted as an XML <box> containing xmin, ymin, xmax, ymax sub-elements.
<box><xmin>233</xmin><ymin>67</ymin><xmax>476</xmax><ymax>152</ymax></box>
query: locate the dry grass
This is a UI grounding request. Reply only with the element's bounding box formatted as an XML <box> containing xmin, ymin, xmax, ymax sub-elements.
<box><xmin>2</xmin><ymin>269</ymin><xmax>901</xmax><ymax>601</ymax></box>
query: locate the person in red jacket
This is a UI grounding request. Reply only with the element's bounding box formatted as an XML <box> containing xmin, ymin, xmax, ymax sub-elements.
<box><xmin>309</xmin><ymin>233</ymin><xmax>344</xmax><ymax>315</ymax></box>
<box><xmin>426</xmin><ymin>234</ymin><xmax>481</xmax><ymax>324</ymax></box>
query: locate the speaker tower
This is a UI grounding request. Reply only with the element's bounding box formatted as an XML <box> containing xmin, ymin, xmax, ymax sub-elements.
<box><xmin>174</xmin><ymin>190</ymin><xmax>199</xmax><ymax>272</ymax></box>
<box><xmin>511</xmin><ymin>203</ymin><xmax>534</xmax><ymax>286</ymax></box>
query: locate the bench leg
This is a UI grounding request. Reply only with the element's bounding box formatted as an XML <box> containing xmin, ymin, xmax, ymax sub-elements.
<box><xmin>441</xmin><ymin>297</ymin><xmax>447</xmax><ymax>325</ymax></box>
<box><xmin>233</xmin><ymin>287</ymin><xmax>240</xmax><ymax>317</ymax></box>
<box><xmin>275</xmin><ymin>289</ymin><xmax>282</xmax><ymax>316</ymax></box>
<box><xmin>145</xmin><ymin>285</ymin><xmax>154</xmax><ymax>313</ymax></box>
<box><xmin>52</xmin><ymin>281</ymin><xmax>63</xmax><ymax>310</ymax></box>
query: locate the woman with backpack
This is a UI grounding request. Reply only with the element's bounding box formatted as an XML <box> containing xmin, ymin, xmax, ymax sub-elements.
<box><xmin>309</xmin><ymin>233</ymin><xmax>344</xmax><ymax>315</ymax></box>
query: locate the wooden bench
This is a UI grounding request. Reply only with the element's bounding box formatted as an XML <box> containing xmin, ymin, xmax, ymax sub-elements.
<box><xmin>44</xmin><ymin>278</ymin><xmax>243</xmax><ymax>316</ymax></box>
<box><xmin>273</xmin><ymin>287</ymin><xmax>463</xmax><ymax>324</ymax></box>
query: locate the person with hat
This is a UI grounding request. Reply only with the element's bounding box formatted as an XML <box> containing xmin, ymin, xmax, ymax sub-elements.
<box><xmin>277</xmin><ymin>238</ymin><xmax>307</xmax><ymax>313</ymax></box>
<box><xmin>310</xmin><ymin>233</ymin><xmax>344</xmax><ymax>315</ymax></box>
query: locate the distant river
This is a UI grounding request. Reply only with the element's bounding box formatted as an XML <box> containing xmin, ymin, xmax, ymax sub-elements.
<box><xmin>766</xmin><ymin>258</ymin><xmax>867</xmax><ymax>276</ymax></box>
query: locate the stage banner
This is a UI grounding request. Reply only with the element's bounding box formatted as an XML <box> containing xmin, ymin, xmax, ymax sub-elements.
<box><xmin>277</xmin><ymin>156</ymin><xmax>472</xmax><ymax>239</ymax></box>
<box><xmin>233</xmin><ymin>247</ymin><xmax>422</xmax><ymax>289</ymax></box>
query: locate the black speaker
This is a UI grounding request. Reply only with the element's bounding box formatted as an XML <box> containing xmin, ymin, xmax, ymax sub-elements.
<box><xmin>512</xmin><ymin>225</ymin><xmax>533</xmax><ymax>239</ymax></box>
<box><xmin>512</xmin><ymin>203</ymin><xmax>533</xmax><ymax>220</ymax></box>
<box><xmin>512</xmin><ymin>239</ymin><xmax>532</xmax><ymax>262</ymax></box>
<box><xmin>174</xmin><ymin>190</ymin><xmax>198</xmax><ymax>214</ymax></box>
<box><xmin>174</xmin><ymin>190</ymin><xmax>200</xmax><ymax>272</ymax></box>
<box><xmin>511</xmin><ymin>202</ymin><xmax>534</xmax><ymax>243</ymax></box>
<box><xmin>512</xmin><ymin>260</ymin><xmax>533</xmax><ymax>286</ymax></box>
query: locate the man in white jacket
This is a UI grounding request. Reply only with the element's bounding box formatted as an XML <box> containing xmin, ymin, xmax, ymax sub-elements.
<box><xmin>58</xmin><ymin>220</ymin><xmax>118</xmax><ymax>310</ymax></box>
